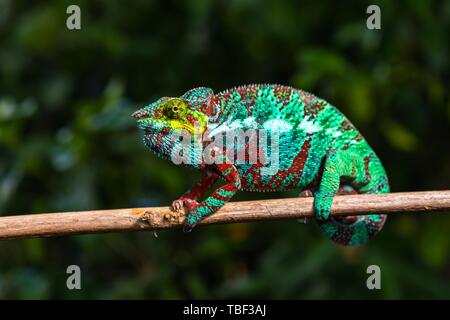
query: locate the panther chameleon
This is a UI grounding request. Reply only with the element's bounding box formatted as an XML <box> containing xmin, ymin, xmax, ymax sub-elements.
<box><xmin>132</xmin><ymin>84</ymin><xmax>389</xmax><ymax>246</ymax></box>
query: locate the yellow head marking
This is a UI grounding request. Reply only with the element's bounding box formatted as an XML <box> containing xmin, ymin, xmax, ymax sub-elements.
<box><xmin>161</xmin><ymin>98</ymin><xmax>208</xmax><ymax>135</ymax></box>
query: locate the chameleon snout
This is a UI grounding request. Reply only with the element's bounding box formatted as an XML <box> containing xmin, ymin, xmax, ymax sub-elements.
<box><xmin>132</xmin><ymin>109</ymin><xmax>148</xmax><ymax>120</ymax></box>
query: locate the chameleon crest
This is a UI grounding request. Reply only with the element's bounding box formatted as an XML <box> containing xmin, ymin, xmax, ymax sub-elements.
<box><xmin>133</xmin><ymin>84</ymin><xmax>389</xmax><ymax>246</ymax></box>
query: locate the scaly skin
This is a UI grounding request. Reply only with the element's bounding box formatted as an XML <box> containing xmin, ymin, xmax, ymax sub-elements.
<box><xmin>133</xmin><ymin>84</ymin><xmax>389</xmax><ymax>246</ymax></box>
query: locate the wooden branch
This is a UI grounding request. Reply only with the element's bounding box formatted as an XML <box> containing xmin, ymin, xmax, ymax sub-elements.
<box><xmin>0</xmin><ymin>190</ymin><xmax>449</xmax><ymax>240</ymax></box>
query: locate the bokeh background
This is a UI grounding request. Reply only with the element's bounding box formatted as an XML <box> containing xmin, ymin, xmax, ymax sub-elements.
<box><xmin>0</xmin><ymin>0</ymin><xmax>449</xmax><ymax>299</ymax></box>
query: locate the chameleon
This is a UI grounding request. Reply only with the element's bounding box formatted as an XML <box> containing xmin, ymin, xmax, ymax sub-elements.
<box><xmin>132</xmin><ymin>84</ymin><xmax>389</xmax><ymax>246</ymax></box>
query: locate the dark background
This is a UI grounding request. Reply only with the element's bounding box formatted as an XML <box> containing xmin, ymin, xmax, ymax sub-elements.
<box><xmin>0</xmin><ymin>0</ymin><xmax>449</xmax><ymax>299</ymax></box>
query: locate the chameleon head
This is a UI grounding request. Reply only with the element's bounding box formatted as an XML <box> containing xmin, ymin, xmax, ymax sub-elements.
<box><xmin>132</xmin><ymin>87</ymin><xmax>219</xmax><ymax>161</ymax></box>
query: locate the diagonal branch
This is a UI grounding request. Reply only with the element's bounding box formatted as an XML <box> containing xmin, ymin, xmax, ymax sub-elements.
<box><xmin>0</xmin><ymin>190</ymin><xmax>449</xmax><ymax>240</ymax></box>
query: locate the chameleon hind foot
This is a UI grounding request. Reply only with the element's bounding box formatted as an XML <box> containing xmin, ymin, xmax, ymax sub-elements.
<box><xmin>175</xmin><ymin>199</ymin><xmax>201</xmax><ymax>233</ymax></box>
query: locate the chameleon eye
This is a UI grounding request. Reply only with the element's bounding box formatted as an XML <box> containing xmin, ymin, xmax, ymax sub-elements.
<box><xmin>165</xmin><ymin>99</ymin><xmax>187</xmax><ymax>119</ymax></box>
<box><xmin>166</xmin><ymin>105</ymin><xmax>178</xmax><ymax>118</ymax></box>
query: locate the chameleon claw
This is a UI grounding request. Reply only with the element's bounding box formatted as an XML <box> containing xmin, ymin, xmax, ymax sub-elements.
<box><xmin>171</xmin><ymin>198</ymin><xmax>200</xmax><ymax>212</ymax></box>
<box><xmin>299</xmin><ymin>189</ymin><xmax>314</xmax><ymax>197</ymax></box>
<box><xmin>171</xmin><ymin>199</ymin><xmax>184</xmax><ymax>211</ymax></box>
<box><xmin>315</xmin><ymin>209</ymin><xmax>330</xmax><ymax>221</ymax></box>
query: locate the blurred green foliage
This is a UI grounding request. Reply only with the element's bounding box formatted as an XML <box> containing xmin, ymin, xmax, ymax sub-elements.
<box><xmin>0</xmin><ymin>0</ymin><xmax>449</xmax><ymax>299</ymax></box>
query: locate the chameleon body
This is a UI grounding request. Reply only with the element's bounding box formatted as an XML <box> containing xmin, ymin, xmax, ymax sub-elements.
<box><xmin>133</xmin><ymin>84</ymin><xmax>389</xmax><ymax>246</ymax></box>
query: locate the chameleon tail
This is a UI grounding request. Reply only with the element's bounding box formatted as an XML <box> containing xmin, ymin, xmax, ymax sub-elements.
<box><xmin>316</xmin><ymin>181</ymin><xmax>389</xmax><ymax>246</ymax></box>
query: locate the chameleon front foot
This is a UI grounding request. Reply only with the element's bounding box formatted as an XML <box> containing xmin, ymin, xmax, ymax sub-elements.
<box><xmin>171</xmin><ymin>199</ymin><xmax>187</xmax><ymax>211</ymax></box>
<box><xmin>171</xmin><ymin>199</ymin><xmax>202</xmax><ymax>232</ymax></box>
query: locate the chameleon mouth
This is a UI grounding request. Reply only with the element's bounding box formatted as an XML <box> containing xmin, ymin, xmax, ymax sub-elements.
<box><xmin>137</xmin><ymin>118</ymin><xmax>160</xmax><ymax>132</ymax></box>
<box><xmin>137</xmin><ymin>118</ymin><xmax>197</xmax><ymax>136</ymax></box>
<box><xmin>137</xmin><ymin>118</ymin><xmax>173</xmax><ymax>135</ymax></box>
<box><xmin>133</xmin><ymin>109</ymin><xmax>155</xmax><ymax>131</ymax></box>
